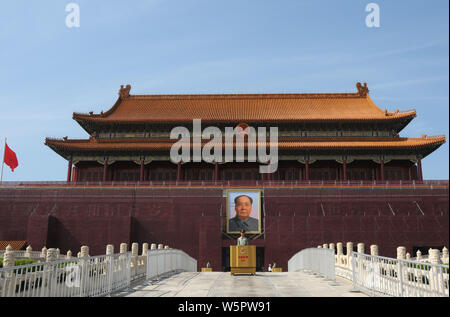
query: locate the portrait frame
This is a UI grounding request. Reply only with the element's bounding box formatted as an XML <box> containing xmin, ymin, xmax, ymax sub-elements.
<box><xmin>226</xmin><ymin>189</ymin><xmax>262</xmax><ymax>234</ymax></box>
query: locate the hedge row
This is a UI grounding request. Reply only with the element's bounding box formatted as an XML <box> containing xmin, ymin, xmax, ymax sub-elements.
<box><xmin>0</xmin><ymin>258</ymin><xmax>37</xmax><ymax>268</ymax></box>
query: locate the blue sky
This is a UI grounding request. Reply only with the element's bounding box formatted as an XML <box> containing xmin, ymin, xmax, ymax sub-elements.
<box><xmin>0</xmin><ymin>0</ymin><xmax>448</xmax><ymax>181</ymax></box>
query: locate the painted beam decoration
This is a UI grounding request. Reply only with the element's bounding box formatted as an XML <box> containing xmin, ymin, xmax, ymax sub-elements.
<box><xmin>226</xmin><ymin>189</ymin><xmax>262</xmax><ymax>234</ymax></box>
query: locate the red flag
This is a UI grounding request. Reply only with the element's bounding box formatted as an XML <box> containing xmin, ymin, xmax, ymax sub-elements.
<box><xmin>3</xmin><ymin>143</ymin><xmax>18</xmax><ymax>172</ymax></box>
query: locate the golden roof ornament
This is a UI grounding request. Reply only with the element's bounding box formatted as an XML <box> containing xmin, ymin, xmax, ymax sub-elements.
<box><xmin>119</xmin><ymin>84</ymin><xmax>131</xmax><ymax>99</ymax></box>
<box><xmin>356</xmin><ymin>82</ymin><xmax>369</xmax><ymax>97</ymax></box>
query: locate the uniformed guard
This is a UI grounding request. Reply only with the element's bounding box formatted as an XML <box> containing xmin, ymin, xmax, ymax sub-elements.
<box><xmin>237</xmin><ymin>229</ymin><xmax>248</xmax><ymax>246</ymax></box>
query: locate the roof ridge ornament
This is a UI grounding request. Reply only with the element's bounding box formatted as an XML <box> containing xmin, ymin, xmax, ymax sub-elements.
<box><xmin>119</xmin><ymin>84</ymin><xmax>131</xmax><ymax>99</ymax></box>
<box><xmin>356</xmin><ymin>82</ymin><xmax>369</xmax><ymax>97</ymax></box>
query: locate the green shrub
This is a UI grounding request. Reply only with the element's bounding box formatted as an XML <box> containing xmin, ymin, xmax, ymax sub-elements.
<box><xmin>0</xmin><ymin>258</ymin><xmax>37</xmax><ymax>268</ymax></box>
<box><xmin>14</xmin><ymin>259</ymin><xmax>36</xmax><ymax>266</ymax></box>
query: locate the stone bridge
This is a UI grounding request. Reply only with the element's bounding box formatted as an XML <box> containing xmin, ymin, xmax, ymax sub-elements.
<box><xmin>116</xmin><ymin>271</ymin><xmax>367</xmax><ymax>297</ymax></box>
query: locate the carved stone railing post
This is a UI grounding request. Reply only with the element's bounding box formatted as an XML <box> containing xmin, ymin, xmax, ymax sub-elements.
<box><xmin>429</xmin><ymin>249</ymin><xmax>441</xmax><ymax>264</ymax></box>
<box><xmin>3</xmin><ymin>245</ymin><xmax>15</xmax><ymax>268</ymax></box>
<box><xmin>140</xmin><ymin>243</ymin><xmax>149</xmax><ymax>273</ymax></box>
<box><xmin>416</xmin><ymin>250</ymin><xmax>422</xmax><ymax>261</ymax></box>
<box><xmin>442</xmin><ymin>247</ymin><xmax>449</xmax><ymax>265</ymax></box>
<box><xmin>370</xmin><ymin>245</ymin><xmax>379</xmax><ymax>256</ymax></box>
<box><xmin>131</xmin><ymin>243</ymin><xmax>139</xmax><ymax>257</ymax></box>
<box><xmin>3</xmin><ymin>245</ymin><xmax>16</xmax><ymax>296</ymax></box>
<box><xmin>142</xmin><ymin>243</ymin><xmax>148</xmax><ymax>256</ymax></box>
<box><xmin>346</xmin><ymin>242</ymin><xmax>353</xmax><ymax>268</ymax></box>
<box><xmin>336</xmin><ymin>242</ymin><xmax>343</xmax><ymax>265</ymax></box>
<box><xmin>429</xmin><ymin>249</ymin><xmax>442</xmax><ymax>295</ymax></box>
<box><xmin>158</xmin><ymin>244</ymin><xmax>164</xmax><ymax>250</ymax></box>
<box><xmin>119</xmin><ymin>243</ymin><xmax>128</xmax><ymax>266</ymax></box>
<box><xmin>80</xmin><ymin>246</ymin><xmax>89</xmax><ymax>258</ymax></box>
<box><xmin>396</xmin><ymin>246</ymin><xmax>406</xmax><ymax>259</ymax></box>
<box><xmin>46</xmin><ymin>248</ymin><xmax>58</xmax><ymax>262</ymax></box>
<box><xmin>41</xmin><ymin>246</ymin><xmax>47</xmax><ymax>260</ymax></box>
<box><xmin>346</xmin><ymin>242</ymin><xmax>353</xmax><ymax>256</ymax></box>
<box><xmin>151</xmin><ymin>243</ymin><xmax>157</xmax><ymax>250</ymax></box>
<box><xmin>337</xmin><ymin>242</ymin><xmax>343</xmax><ymax>255</ymax></box>
<box><xmin>356</xmin><ymin>243</ymin><xmax>365</xmax><ymax>276</ymax></box>
<box><xmin>44</xmin><ymin>248</ymin><xmax>58</xmax><ymax>296</ymax></box>
<box><xmin>357</xmin><ymin>243</ymin><xmax>365</xmax><ymax>254</ymax></box>
<box><xmin>78</xmin><ymin>246</ymin><xmax>89</xmax><ymax>297</ymax></box>
<box><xmin>395</xmin><ymin>246</ymin><xmax>406</xmax><ymax>296</ymax></box>
<box><xmin>25</xmin><ymin>245</ymin><xmax>32</xmax><ymax>258</ymax></box>
<box><xmin>106</xmin><ymin>244</ymin><xmax>114</xmax><ymax>255</ymax></box>
<box><xmin>131</xmin><ymin>242</ymin><xmax>139</xmax><ymax>277</ymax></box>
<box><xmin>66</xmin><ymin>250</ymin><xmax>72</xmax><ymax>259</ymax></box>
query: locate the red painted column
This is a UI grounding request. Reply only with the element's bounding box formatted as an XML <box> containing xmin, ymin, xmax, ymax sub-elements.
<box><xmin>214</xmin><ymin>162</ymin><xmax>219</xmax><ymax>181</ymax></box>
<box><xmin>103</xmin><ymin>162</ymin><xmax>108</xmax><ymax>182</ymax></box>
<box><xmin>408</xmin><ymin>165</ymin><xmax>412</xmax><ymax>181</ymax></box>
<box><xmin>67</xmin><ymin>160</ymin><xmax>72</xmax><ymax>182</ymax></box>
<box><xmin>177</xmin><ymin>162</ymin><xmax>182</xmax><ymax>181</ymax></box>
<box><xmin>140</xmin><ymin>160</ymin><xmax>144</xmax><ymax>182</ymax></box>
<box><xmin>417</xmin><ymin>159</ymin><xmax>423</xmax><ymax>181</ymax></box>
<box><xmin>305</xmin><ymin>160</ymin><xmax>309</xmax><ymax>181</ymax></box>
<box><xmin>343</xmin><ymin>160</ymin><xmax>347</xmax><ymax>181</ymax></box>
<box><xmin>380</xmin><ymin>160</ymin><xmax>385</xmax><ymax>182</ymax></box>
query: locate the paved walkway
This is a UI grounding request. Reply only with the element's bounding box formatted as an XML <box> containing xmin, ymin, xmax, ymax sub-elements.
<box><xmin>114</xmin><ymin>272</ymin><xmax>368</xmax><ymax>297</ymax></box>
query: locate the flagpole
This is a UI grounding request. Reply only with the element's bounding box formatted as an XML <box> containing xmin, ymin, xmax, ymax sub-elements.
<box><xmin>0</xmin><ymin>137</ymin><xmax>5</xmax><ymax>182</ymax></box>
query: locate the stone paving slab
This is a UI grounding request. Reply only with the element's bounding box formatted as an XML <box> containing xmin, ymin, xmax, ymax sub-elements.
<box><xmin>115</xmin><ymin>272</ymin><xmax>368</xmax><ymax>297</ymax></box>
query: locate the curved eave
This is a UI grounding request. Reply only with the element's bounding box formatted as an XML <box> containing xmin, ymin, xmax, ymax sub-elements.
<box><xmin>392</xmin><ymin>113</ymin><xmax>416</xmax><ymax>133</ymax></box>
<box><xmin>45</xmin><ymin>140</ymin><xmax>71</xmax><ymax>161</ymax></box>
<box><xmin>71</xmin><ymin>112</ymin><xmax>417</xmax><ymax>133</ymax></box>
<box><xmin>73</xmin><ymin>96</ymin><xmax>123</xmax><ymax>134</ymax></box>
<box><xmin>72</xmin><ymin>111</ymin><xmax>417</xmax><ymax>123</ymax></box>
<box><xmin>45</xmin><ymin>136</ymin><xmax>445</xmax><ymax>160</ymax></box>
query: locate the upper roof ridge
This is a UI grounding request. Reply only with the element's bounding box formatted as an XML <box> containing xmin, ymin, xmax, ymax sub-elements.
<box><xmin>118</xmin><ymin>82</ymin><xmax>371</xmax><ymax>100</ymax></box>
<box><xmin>127</xmin><ymin>92</ymin><xmax>364</xmax><ymax>100</ymax></box>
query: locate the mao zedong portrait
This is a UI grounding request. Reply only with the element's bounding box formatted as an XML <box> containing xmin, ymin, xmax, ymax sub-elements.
<box><xmin>228</xmin><ymin>195</ymin><xmax>259</xmax><ymax>232</ymax></box>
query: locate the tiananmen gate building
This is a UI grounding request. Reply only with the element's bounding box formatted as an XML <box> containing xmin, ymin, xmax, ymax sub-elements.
<box><xmin>0</xmin><ymin>83</ymin><xmax>448</xmax><ymax>271</ymax></box>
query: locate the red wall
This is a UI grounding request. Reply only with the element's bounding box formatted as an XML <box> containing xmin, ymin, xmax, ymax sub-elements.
<box><xmin>0</xmin><ymin>184</ymin><xmax>448</xmax><ymax>271</ymax></box>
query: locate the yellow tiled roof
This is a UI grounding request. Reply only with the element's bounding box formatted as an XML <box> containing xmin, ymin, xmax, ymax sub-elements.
<box><xmin>45</xmin><ymin>136</ymin><xmax>446</xmax><ymax>151</ymax></box>
<box><xmin>0</xmin><ymin>241</ymin><xmax>27</xmax><ymax>251</ymax></box>
<box><xmin>73</xmin><ymin>84</ymin><xmax>416</xmax><ymax>123</ymax></box>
